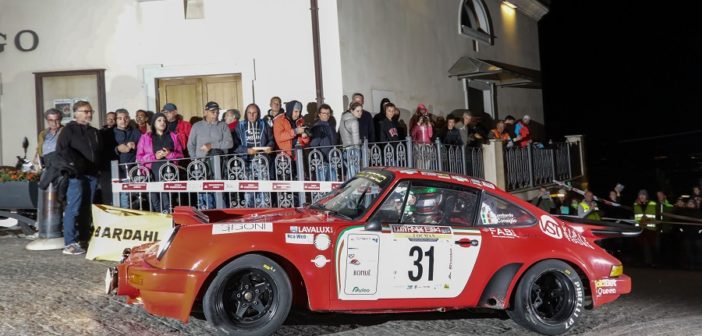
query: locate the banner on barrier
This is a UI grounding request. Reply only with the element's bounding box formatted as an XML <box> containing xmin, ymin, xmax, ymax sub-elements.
<box><xmin>111</xmin><ymin>180</ymin><xmax>343</xmax><ymax>193</ymax></box>
<box><xmin>85</xmin><ymin>204</ymin><xmax>172</xmax><ymax>261</ymax></box>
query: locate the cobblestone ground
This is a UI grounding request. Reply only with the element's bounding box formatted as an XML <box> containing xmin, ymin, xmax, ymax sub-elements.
<box><xmin>2</xmin><ymin>230</ymin><xmax>702</xmax><ymax>336</ymax></box>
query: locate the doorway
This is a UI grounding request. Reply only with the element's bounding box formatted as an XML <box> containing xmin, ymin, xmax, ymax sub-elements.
<box><xmin>464</xmin><ymin>79</ymin><xmax>495</xmax><ymax>130</ymax></box>
<box><xmin>156</xmin><ymin>74</ymin><xmax>243</xmax><ymax>123</ymax></box>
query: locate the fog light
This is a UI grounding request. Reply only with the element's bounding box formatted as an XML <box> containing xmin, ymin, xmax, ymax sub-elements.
<box><xmin>129</xmin><ymin>273</ymin><xmax>143</xmax><ymax>285</ymax></box>
<box><xmin>610</xmin><ymin>265</ymin><xmax>623</xmax><ymax>277</ymax></box>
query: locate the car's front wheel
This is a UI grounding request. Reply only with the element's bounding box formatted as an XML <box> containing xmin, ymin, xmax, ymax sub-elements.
<box><xmin>507</xmin><ymin>259</ymin><xmax>585</xmax><ymax>335</ymax></box>
<box><xmin>203</xmin><ymin>254</ymin><xmax>292</xmax><ymax>336</ymax></box>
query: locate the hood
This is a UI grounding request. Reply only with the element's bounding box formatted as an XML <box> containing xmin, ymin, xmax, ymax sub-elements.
<box><xmin>341</xmin><ymin>110</ymin><xmax>357</xmax><ymax>122</ymax></box>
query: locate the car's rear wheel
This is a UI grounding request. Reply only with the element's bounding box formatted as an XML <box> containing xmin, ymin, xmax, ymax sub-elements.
<box><xmin>204</xmin><ymin>254</ymin><xmax>292</xmax><ymax>336</ymax></box>
<box><xmin>507</xmin><ymin>260</ymin><xmax>585</xmax><ymax>335</ymax></box>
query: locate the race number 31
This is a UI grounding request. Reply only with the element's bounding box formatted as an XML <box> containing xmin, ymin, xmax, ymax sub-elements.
<box><xmin>408</xmin><ymin>246</ymin><xmax>434</xmax><ymax>281</ymax></box>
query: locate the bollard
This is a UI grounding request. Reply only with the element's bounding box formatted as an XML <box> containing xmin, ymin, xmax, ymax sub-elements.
<box><xmin>26</xmin><ymin>183</ymin><xmax>64</xmax><ymax>250</ymax></box>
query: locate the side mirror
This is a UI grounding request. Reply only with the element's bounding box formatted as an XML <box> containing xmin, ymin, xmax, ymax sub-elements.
<box><xmin>364</xmin><ymin>220</ymin><xmax>382</xmax><ymax>232</ymax></box>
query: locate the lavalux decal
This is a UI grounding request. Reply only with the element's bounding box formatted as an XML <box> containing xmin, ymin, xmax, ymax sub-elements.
<box><xmin>315</xmin><ymin>233</ymin><xmax>331</xmax><ymax>251</ymax></box>
<box><xmin>311</xmin><ymin>255</ymin><xmax>330</xmax><ymax>268</ymax></box>
<box><xmin>285</xmin><ymin>233</ymin><xmax>314</xmax><ymax>245</ymax></box>
<box><xmin>212</xmin><ymin>222</ymin><xmax>273</xmax><ymax>235</ymax></box>
<box><xmin>93</xmin><ymin>227</ymin><xmax>159</xmax><ymax>242</ymax></box>
<box><xmin>290</xmin><ymin>226</ymin><xmax>333</xmax><ymax>234</ymax></box>
<box><xmin>391</xmin><ymin>224</ymin><xmax>452</xmax><ymax>239</ymax></box>
<box><xmin>486</xmin><ymin>227</ymin><xmax>518</xmax><ymax>238</ymax></box>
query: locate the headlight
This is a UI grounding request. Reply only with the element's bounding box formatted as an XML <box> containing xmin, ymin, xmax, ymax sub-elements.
<box><xmin>610</xmin><ymin>265</ymin><xmax>623</xmax><ymax>277</ymax></box>
<box><xmin>156</xmin><ymin>225</ymin><xmax>180</xmax><ymax>260</ymax></box>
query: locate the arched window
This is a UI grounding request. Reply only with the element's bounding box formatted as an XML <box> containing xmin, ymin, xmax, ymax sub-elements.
<box><xmin>459</xmin><ymin>0</ymin><xmax>493</xmax><ymax>45</ymax></box>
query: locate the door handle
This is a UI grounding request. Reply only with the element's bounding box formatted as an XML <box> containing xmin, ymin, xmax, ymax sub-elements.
<box><xmin>455</xmin><ymin>239</ymin><xmax>479</xmax><ymax>247</ymax></box>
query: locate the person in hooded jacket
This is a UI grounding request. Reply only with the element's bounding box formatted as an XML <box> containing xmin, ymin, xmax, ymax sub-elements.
<box><xmin>136</xmin><ymin>112</ymin><xmax>184</xmax><ymax>212</ymax></box>
<box><xmin>310</xmin><ymin>104</ymin><xmax>338</xmax><ymax>181</ymax></box>
<box><xmin>233</xmin><ymin>103</ymin><xmax>274</xmax><ymax>208</ymax></box>
<box><xmin>273</xmin><ymin>100</ymin><xmax>309</xmax><ymax>158</ymax></box>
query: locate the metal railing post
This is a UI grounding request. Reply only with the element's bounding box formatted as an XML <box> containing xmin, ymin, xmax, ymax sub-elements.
<box><xmin>361</xmin><ymin>138</ymin><xmax>369</xmax><ymax>168</ymax></box>
<box><xmin>461</xmin><ymin>145</ymin><xmax>467</xmax><ymax>175</ymax></box>
<box><xmin>435</xmin><ymin>138</ymin><xmax>443</xmax><ymax>171</ymax></box>
<box><xmin>550</xmin><ymin>148</ymin><xmax>556</xmax><ymax>183</ymax></box>
<box><xmin>527</xmin><ymin>145</ymin><xmax>534</xmax><ymax>188</ymax></box>
<box><xmin>295</xmin><ymin>145</ymin><xmax>306</xmax><ymax>206</ymax></box>
<box><xmin>110</xmin><ymin>160</ymin><xmax>120</xmax><ymax>207</ymax></box>
<box><xmin>566</xmin><ymin>143</ymin><xmax>572</xmax><ymax>179</ymax></box>
<box><xmin>213</xmin><ymin>155</ymin><xmax>225</xmax><ymax>209</ymax></box>
<box><xmin>406</xmin><ymin>137</ymin><xmax>414</xmax><ymax>169</ymax></box>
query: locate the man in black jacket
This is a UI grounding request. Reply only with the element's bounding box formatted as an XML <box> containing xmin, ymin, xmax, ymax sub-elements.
<box><xmin>56</xmin><ymin>101</ymin><xmax>102</xmax><ymax>255</ymax></box>
<box><xmin>113</xmin><ymin>109</ymin><xmax>141</xmax><ymax>208</ymax></box>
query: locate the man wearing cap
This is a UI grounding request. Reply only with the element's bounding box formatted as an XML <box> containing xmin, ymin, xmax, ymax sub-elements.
<box><xmin>188</xmin><ymin>101</ymin><xmax>234</xmax><ymax>209</ymax></box>
<box><xmin>162</xmin><ymin>103</ymin><xmax>192</xmax><ymax>156</ymax></box>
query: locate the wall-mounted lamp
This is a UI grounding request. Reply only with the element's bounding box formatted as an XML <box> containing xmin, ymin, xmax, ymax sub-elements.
<box><xmin>502</xmin><ymin>1</ymin><xmax>517</xmax><ymax>9</ymax></box>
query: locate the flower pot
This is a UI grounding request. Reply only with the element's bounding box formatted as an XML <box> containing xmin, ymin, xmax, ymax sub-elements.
<box><xmin>0</xmin><ymin>181</ymin><xmax>39</xmax><ymax>210</ymax></box>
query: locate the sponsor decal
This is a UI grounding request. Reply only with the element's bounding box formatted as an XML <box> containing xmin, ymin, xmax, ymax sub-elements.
<box><xmin>562</xmin><ymin>225</ymin><xmax>594</xmax><ymax>249</ymax></box>
<box><xmin>436</xmin><ymin>173</ymin><xmax>451</xmax><ymax>179</ymax></box>
<box><xmin>239</xmin><ymin>182</ymin><xmax>259</xmax><ymax>191</ymax></box>
<box><xmin>349</xmin><ymin>259</ymin><xmax>360</xmax><ymax>265</ymax></box>
<box><xmin>595</xmin><ymin>278</ymin><xmax>617</xmax><ymax>296</ymax></box>
<box><xmin>311</xmin><ymin>255</ymin><xmax>330</xmax><ymax>268</ymax></box>
<box><xmin>390</xmin><ymin>225</ymin><xmax>452</xmax><ymax>238</ymax></box>
<box><xmin>539</xmin><ymin>215</ymin><xmax>563</xmax><ymax>239</ymax></box>
<box><xmin>356</xmin><ymin>171</ymin><xmax>387</xmax><ymax>183</ymax></box>
<box><xmin>203</xmin><ymin>182</ymin><xmax>224</xmax><ymax>191</ymax></box>
<box><xmin>487</xmin><ymin>228</ymin><xmax>518</xmax><ymax>239</ymax></box>
<box><xmin>164</xmin><ymin>182</ymin><xmax>187</xmax><ymax>190</ymax></box>
<box><xmin>351</xmin><ymin>286</ymin><xmax>371</xmax><ymax>293</ymax></box>
<box><xmin>304</xmin><ymin>182</ymin><xmax>321</xmax><ymax>191</ymax></box>
<box><xmin>451</xmin><ymin>175</ymin><xmax>469</xmax><ymax>182</ymax></box>
<box><xmin>470</xmin><ymin>178</ymin><xmax>482</xmax><ymax>185</ymax></box>
<box><xmin>93</xmin><ymin>226</ymin><xmax>159</xmax><ymax>242</ymax></box>
<box><xmin>122</xmin><ymin>183</ymin><xmax>147</xmax><ymax>191</ymax></box>
<box><xmin>272</xmin><ymin>182</ymin><xmax>291</xmax><ymax>191</ymax></box>
<box><xmin>285</xmin><ymin>233</ymin><xmax>314</xmax><ymax>244</ymax></box>
<box><xmin>352</xmin><ymin>269</ymin><xmax>372</xmax><ymax>276</ymax></box>
<box><xmin>290</xmin><ymin>226</ymin><xmax>333</xmax><ymax>234</ymax></box>
<box><xmin>481</xmin><ymin>181</ymin><xmax>496</xmax><ymax>189</ymax></box>
<box><xmin>565</xmin><ymin>281</ymin><xmax>584</xmax><ymax>329</ymax></box>
<box><xmin>315</xmin><ymin>233</ymin><xmax>331</xmax><ymax>251</ymax></box>
<box><xmin>420</xmin><ymin>172</ymin><xmax>437</xmax><ymax>177</ymax></box>
<box><xmin>212</xmin><ymin>222</ymin><xmax>273</xmax><ymax>235</ymax></box>
<box><xmin>399</xmin><ymin>169</ymin><xmax>418</xmax><ymax>174</ymax></box>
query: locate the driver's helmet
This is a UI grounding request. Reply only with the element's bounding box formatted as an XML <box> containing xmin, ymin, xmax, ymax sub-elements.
<box><xmin>411</xmin><ymin>187</ymin><xmax>443</xmax><ymax>223</ymax></box>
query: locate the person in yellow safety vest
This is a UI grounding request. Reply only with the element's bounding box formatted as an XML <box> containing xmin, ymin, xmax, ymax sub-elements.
<box><xmin>577</xmin><ymin>190</ymin><xmax>601</xmax><ymax>220</ymax></box>
<box><xmin>633</xmin><ymin>189</ymin><xmax>659</xmax><ymax>267</ymax></box>
<box><xmin>633</xmin><ymin>189</ymin><xmax>658</xmax><ymax>230</ymax></box>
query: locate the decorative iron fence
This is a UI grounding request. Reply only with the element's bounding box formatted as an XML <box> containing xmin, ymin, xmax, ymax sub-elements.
<box><xmin>504</xmin><ymin>141</ymin><xmax>583</xmax><ymax>192</ymax></box>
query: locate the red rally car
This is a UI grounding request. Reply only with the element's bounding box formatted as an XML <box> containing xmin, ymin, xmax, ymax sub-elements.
<box><xmin>107</xmin><ymin>167</ymin><xmax>637</xmax><ymax>336</ymax></box>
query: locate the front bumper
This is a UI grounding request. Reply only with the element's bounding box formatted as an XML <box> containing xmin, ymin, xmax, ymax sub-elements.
<box><xmin>111</xmin><ymin>246</ymin><xmax>208</xmax><ymax>322</ymax></box>
<box><xmin>591</xmin><ymin>274</ymin><xmax>631</xmax><ymax>307</ymax></box>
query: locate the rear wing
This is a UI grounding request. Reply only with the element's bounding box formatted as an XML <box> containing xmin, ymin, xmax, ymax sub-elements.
<box><xmin>556</xmin><ymin>215</ymin><xmax>641</xmax><ymax>237</ymax></box>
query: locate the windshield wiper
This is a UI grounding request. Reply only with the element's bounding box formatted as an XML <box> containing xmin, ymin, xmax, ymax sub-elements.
<box><xmin>326</xmin><ymin>209</ymin><xmax>353</xmax><ymax>220</ymax></box>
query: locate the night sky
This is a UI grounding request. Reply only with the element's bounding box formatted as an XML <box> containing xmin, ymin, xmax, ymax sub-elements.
<box><xmin>539</xmin><ymin>1</ymin><xmax>702</xmax><ymax>199</ymax></box>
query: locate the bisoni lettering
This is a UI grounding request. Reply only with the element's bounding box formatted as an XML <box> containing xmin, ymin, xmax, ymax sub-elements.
<box><xmin>212</xmin><ymin>222</ymin><xmax>273</xmax><ymax>235</ymax></box>
<box><xmin>93</xmin><ymin>226</ymin><xmax>159</xmax><ymax>242</ymax></box>
<box><xmin>353</xmin><ymin>269</ymin><xmax>371</xmax><ymax>276</ymax></box>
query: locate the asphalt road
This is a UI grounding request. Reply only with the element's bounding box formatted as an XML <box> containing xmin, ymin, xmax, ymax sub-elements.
<box><xmin>1</xmin><ymin>232</ymin><xmax>702</xmax><ymax>336</ymax></box>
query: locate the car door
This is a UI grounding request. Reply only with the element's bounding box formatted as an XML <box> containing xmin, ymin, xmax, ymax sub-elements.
<box><xmin>335</xmin><ymin>180</ymin><xmax>481</xmax><ymax>301</ymax></box>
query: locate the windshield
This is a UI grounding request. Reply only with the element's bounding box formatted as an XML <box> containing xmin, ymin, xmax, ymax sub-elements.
<box><xmin>311</xmin><ymin>170</ymin><xmax>393</xmax><ymax>219</ymax></box>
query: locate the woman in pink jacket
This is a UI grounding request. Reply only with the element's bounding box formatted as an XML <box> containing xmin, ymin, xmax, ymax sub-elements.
<box><xmin>136</xmin><ymin>112</ymin><xmax>184</xmax><ymax>212</ymax></box>
<box><xmin>411</xmin><ymin>116</ymin><xmax>433</xmax><ymax>144</ymax></box>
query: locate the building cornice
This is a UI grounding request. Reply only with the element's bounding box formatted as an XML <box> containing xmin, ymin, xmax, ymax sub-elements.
<box><xmin>507</xmin><ymin>0</ymin><xmax>549</xmax><ymax>21</ymax></box>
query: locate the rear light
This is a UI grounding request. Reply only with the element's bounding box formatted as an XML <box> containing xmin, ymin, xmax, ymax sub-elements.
<box><xmin>610</xmin><ymin>265</ymin><xmax>623</xmax><ymax>277</ymax></box>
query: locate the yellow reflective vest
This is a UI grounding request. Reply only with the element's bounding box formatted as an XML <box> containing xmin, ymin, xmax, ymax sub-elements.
<box><xmin>578</xmin><ymin>201</ymin><xmax>601</xmax><ymax>220</ymax></box>
<box><xmin>633</xmin><ymin>201</ymin><xmax>657</xmax><ymax>231</ymax></box>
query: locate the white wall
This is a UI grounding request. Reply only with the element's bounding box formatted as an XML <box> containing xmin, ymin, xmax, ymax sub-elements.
<box><xmin>337</xmin><ymin>0</ymin><xmax>543</xmax><ymax>123</ymax></box>
<box><xmin>0</xmin><ymin>0</ymin><xmax>344</xmax><ymax>164</ymax></box>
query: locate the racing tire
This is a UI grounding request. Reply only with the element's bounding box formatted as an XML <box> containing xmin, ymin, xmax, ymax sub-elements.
<box><xmin>204</xmin><ymin>254</ymin><xmax>292</xmax><ymax>336</ymax></box>
<box><xmin>506</xmin><ymin>260</ymin><xmax>585</xmax><ymax>335</ymax></box>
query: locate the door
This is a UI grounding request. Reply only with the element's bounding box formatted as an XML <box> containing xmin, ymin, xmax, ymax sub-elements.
<box><xmin>157</xmin><ymin>74</ymin><xmax>243</xmax><ymax>123</ymax></box>
<box><xmin>335</xmin><ymin>180</ymin><xmax>481</xmax><ymax>301</ymax></box>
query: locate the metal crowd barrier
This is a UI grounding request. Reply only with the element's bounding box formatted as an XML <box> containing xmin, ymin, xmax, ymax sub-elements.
<box><xmin>504</xmin><ymin>141</ymin><xmax>580</xmax><ymax>192</ymax></box>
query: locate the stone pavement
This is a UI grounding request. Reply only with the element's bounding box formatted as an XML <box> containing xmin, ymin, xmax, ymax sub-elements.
<box><xmin>2</xmin><ymin>230</ymin><xmax>702</xmax><ymax>336</ymax></box>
